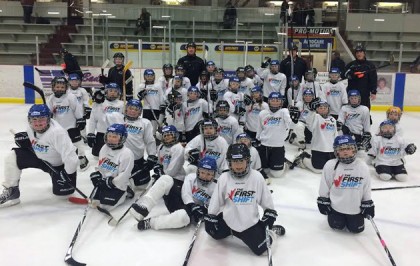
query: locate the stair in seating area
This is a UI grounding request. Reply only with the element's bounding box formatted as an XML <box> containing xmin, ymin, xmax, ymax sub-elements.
<box><xmin>35</xmin><ymin>25</ymin><xmax>77</xmax><ymax>65</ymax></box>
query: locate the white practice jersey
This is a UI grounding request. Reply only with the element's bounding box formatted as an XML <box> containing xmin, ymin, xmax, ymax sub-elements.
<box><xmin>321</xmin><ymin>81</ymin><xmax>348</xmax><ymax>116</ymax></box>
<box><xmin>196</xmin><ymin>81</ymin><xmax>213</xmax><ymax>93</ymax></box>
<box><xmin>165</xmin><ymin>87</ymin><xmax>188</xmax><ymax>102</ymax></box>
<box><xmin>306</xmin><ymin>112</ymin><xmax>338</xmax><ymax>152</ymax></box>
<box><xmin>98</xmin><ymin>145</ymin><xmax>134</xmax><ymax>191</ymax></box>
<box><xmin>68</xmin><ymin>87</ymin><xmax>90</xmax><ymax>108</ymax></box>
<box><xmin>223</xmin><ymin>90</ymin><xmax>245</xmax><ymax>122</ymax></box>
<box><xmin>169</xmin><ymin>77</ymin><xmax>191</xmax><ymax>90</ymax></box>
<box><xmin>211</xmin><ymin>79</ymin><xmax>229</xmax><ymax>101</ymax></box>
<box><xmin>250</xmin><ymin>75</ymin><xmax>263</xmax><ymax>87</ymax></box>
<box><xmin>157</xmin><ymin>76</ymin><xmax>171</xmax><ymax>92</ymax></box>
<box><xmin>104</xmin><ymin>113</ymin><xmax>156</xmax><ymax>160</ymax></box>
<box><xmin>287</xmin><ymin>85</ymin><xmax>303</xmax><ymax>106</ymax></box>
<box><xmin>185</xmin><ymin>136</ymin><xmax>229</xmax><ymax>175</ymax></box>
<box><xmin>245</xmin><ymin>102</ymin><xmax>269</xmax><ymax>133</ymax></box>
<box><xmin>256</xmin><ymin>68</ymin><xmax>287</xmax><ymax>97</ymax></box>
<box><xmin>257</xmin><ymin>108</ymin><xmax>291</xmax><ymax>147</ymax></box>
<box><xmin>297</xmin><ymin>82</ymin><xmax>324</xmax><ymax>102</ymax></box>
<box><xmin>165</xmin><ymin>105</ymin><xmax>186</xmax><ymax>132</ymax></box>
<box><xmin>157</xmin><ymin>143</ymin><xmax>186</xmax><ymax>181</ymax></box>
<box><xmin>319</xmin><ymin>158</ymin><xmax>372</xmax><ymax>215</ymax></box>
<box><xmin>338</xmin><ymin>105</ymin><xmax>371</xmax><ymax>135</ymax></box>
<box><xmin>27</xmin><ymin>119</ymin><xmax>78</xmax><ymax>174</ymax></box>
<box><xmin>208</xmin><ymin>169</ymin><xmax>274</xmax><ymax>232</ymax></box>
<box><xmin>139</xmin><ymin>83</ymin><xmax>165</xmax><ymax>110</ymax></box>
<box><xmin>181</xmin><ymin>173</ymin><xmax>216</xmax><ymax>207</ymax></box>
<box><xmin>88</xmin><ymin>100</ymin><xmax>124</xmax><ymax>134</ymax></box>
<box><xmin>184</xmin><ymin>99</ymin><xmax>209</xmax><ymax>131</ymax></box>
<box><xmin>296</xmin><ymin>101</ymin><xmax>313</xmax><ymax>124</ymax></box>
<box><xmin>47</xmin><ymin>92</ymin><xmax>83</xmax><ymax>130</ymax></box>
<box><xmin>238</xmin><ymin>77</ymin><xmax>254</xmax><ymax>95</ymax></box>
<box><xmin>216</xmin><ymin>116</ymin><xmax>241</xmax><ymax>145</ymax></box>
<box><xmin>250</xmin><ymin>146</ymin><xmax>262</xmax><ymax>170</ymax></box>
<box><xmin>368</xmin><ymin>135</ymin><xmax>409</xmax><ymax>166</ymax></box>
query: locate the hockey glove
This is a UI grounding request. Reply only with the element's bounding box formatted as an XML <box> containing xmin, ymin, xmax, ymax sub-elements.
<box><xmin>137</xmin><ymin>90</ymin><xmax>147</xmax><ymax>100</ymax></box>
<box><xmin>210</xmin><ymin>89</ymin><xmax>218</xmax><ymax>102</ymax></box>
<box><xmin>288</xmin><ymin>106</ymin><xmax>300</xmax><ymax>124</ymax></box>
<box><xmin>14</xmin><ymin>131</ymin><xmax>31</xmax><ymax>148</ymax></box>
<box><xmin>90</xmin><ymin>171</ymin><xmax>103</xmax><ymax>187</ymax></box>
<box><xmin>261</xmin><ymin>57</ymin><xmax>271</xmax><ymax>68</ymax></box>
<box><xmin>84</xmin><ymin>107</ymin><xmax>92</xmax><ymax>120</ymax></box>
<box><xmin>309</xmin><ymin>97</ymin><xmax>321</xmax><ymax>111</ymax></box>
<box><xmin>152</xmin><ymin>164</ymin><xmax>164</xmax><ymax>180</ymax></box>
<box><xmin>341</xmin><ymin>124</ymin><xmax>351</xmax><ymax>136</ymax></box>
<box><xmin>252</xmin><ymin>139</ymin><xmax>262</xmax><ymax>149</ymax></box>
<box><xmin>146</xmin><ymin>155</ymin><xmax>159</xmax><ymax>171</ymax></box>
<box><xmin>99</xmin><ymin>75</ymin><xmax>108</xmax><ymax>84</ymax></box>
<box><xmin>261</xmin><ymin>208</ymin><xmax>278</xmax><ymax>229</ymax></box>
<box><xmin>160</xmin><ymin>104</ymin><xmax>168</xmax><ymax>115</ymax></box>
<box><xmin>188</xmin><ymin>148</ymin><xmax>200</xmax><ymax>166</ymax></box>
<box><xmin>93</xmin><ymin>89</ymin><xmax>105</xmax><ymax>104</ymax></box>
<box><xmin>405</xmin><ymin>143</ymin><xmax>417</xmax><ymax>155</ymax></box>
<box><xmin>244</xmin><ymin>94</ymin><xmax>253</xmax><ymax>106</ymax></box>
<box><xmin>361</xmin><ymin>132</ymin><xmax>372</xmax><ymax>150</ymax></box>
<box><xmin>336</xmin><ymin>121</ymin><xmax>343</xmax><ymax>132</ymax></box>
<box><xmin>204</xmin><ymin>214</ymin><xmax>220</xmax><ymax>237</ymax></box>
<box><xmin>180</xmin><ymin>133</ymin><xmax>187</xmax><ymax>143</ymax></box>
<box><xmin>126</xmin><ymin>95</ymin><xmax>133</xmax><ymax>102</ymax></box>
<box><xmin>87</xmin><ymin>133</ymin><xmax>96</xmax><ymax>148</ymax></box>
<box><xmin>200</xmin><ymin>89</ymin><xmax>208</xmax><ymax>100</ymax></box>
<box><xmin>317</xmin><ymin>197</ymin><xmax>332</xmax><ymax>215</ymax></box>
<box><xmin>234</xmin><ymin>106</ymin><xmax>246</xmax><ymax>116</ymax></box>
<box><xmin>259</xmin><ymin>169</ymin><xmax>269</xmax><ymax>180</ymax></box>
<box><xmin>189</xmin><ymin>203</ymin><xmax>207</xmax><ymax>223</ymax></box>
<box><xmin>360</xmin><ymin>200</ymin><xmax>375</xmax><ymax>219</ymax></box>
<box><xmin>57</xmin><ymin>170</ymin><xmax>71</xmax><ymax>186</ymax></box>
<box><xmin>344</xmin><ymin>69</ymin><xmax>354</xmax><ymax>80</ymax></box>
<box><xmin>76</xmin><ymin>118</ymin><xmax>86</xmax><ymax>131</ymax></box>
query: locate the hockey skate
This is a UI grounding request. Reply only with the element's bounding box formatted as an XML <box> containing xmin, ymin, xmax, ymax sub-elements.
<box><xmin>290</xmin><ymin>150</ymin><xmax>311</xmax><ymax>169</ymax></box>
<box><xmin>129</xmin><ymin>203</ymin><xmax>149</xmax><ymax>221</ymax></box>
<box><xmin>78</xmin><ymin>156</ymin><xmax>90</xmax><ymax>171</ymax></box>
<box><xmin>137</xmin><ymin>218</ymin><xmax>152</xmax><ymax>231</ymax></box>
<box><xmin>0</xmin><ymin>186</ymin><xmax>20</xmax><ymax>207</ymax></box>
<box><xmin>126</xmin><ymin>186</ymin><xmax>135</xmax><ymax>199</ymax></box>
<box><xmin>288</xmin><ymin>132</ymin><xmax>297</xmax><ymax>144</ymax></box>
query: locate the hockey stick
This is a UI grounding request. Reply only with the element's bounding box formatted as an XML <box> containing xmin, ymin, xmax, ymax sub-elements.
<box><xmin>23</xmin><ymin>82</ymin><xmax>46</xmax><ymax>104</ymax></box>
<box><xmin>123</xmin><ymin>60</ymin><xmax>133</xmax><ymax>108</ymax></box>
<box><xmin>182</xmin><ymin>219</ymin><xmax>203</xmax><ymax>266</ymax></box>
<box><xmin>367</xmin><ymin>215</ymin><xmax>397</xmax><ymax>266</ymax></box>
<box><xmin>304</xmin><ymin>19</ymin><xmax>317</xmax><ymax>99</ymax></box>
<box><xmin>108</xmin><ymin>177</ymin><xmax>156</xmax><ymax>227</ymax></box>
<box><xmin>34</xmin><ymin>67</ymin><xmax>50</xmax><ymax>75</ymax></box>
<box><xmin>101</xmin><ymin>59</ymin><xmax>110</xmax><ymax>76</ymax></box>
<box><xmin>64</xmin><ymin>188</ymin><xmax>97</xmax><ymax>266</ymax></box>
<box><xmin>265</xmin><ymin>226</ymin><xmax>273</xmax><ymax>266</ymax></box>
<box><xmin>372</xmin><ymin>185</ymin><xmax>420</xmax><ymax>191</ymax></box>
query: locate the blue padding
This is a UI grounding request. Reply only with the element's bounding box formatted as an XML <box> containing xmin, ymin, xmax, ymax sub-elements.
<box><xmin>23</xmin><ymin>65</ymin><xmax>35</xmax><ymax>104</ymax></box>
<box><xmin>393</xmin><ymin>73</ymin><xmax>405</xmax><ymax>110</ymax></box>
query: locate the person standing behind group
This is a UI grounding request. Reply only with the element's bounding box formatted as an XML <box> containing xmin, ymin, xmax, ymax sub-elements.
<box><xmin>331</xmin><ymin>51</ymin><xmax>346</xmax><ymax>79</ymax></box>
<box><xmin>177</xmin><ymin>42</ymin><xmax>206</xmax><ymax>86</ymax></box>
<box><xmin>21</xmin><ymin>0</ymin><xmax>35</xmax><ymax>23</ymax></box>
<box><xmin>344</xmin><ymin>45</ymin><xmax>377</xmax><ymax>111</ymax></box>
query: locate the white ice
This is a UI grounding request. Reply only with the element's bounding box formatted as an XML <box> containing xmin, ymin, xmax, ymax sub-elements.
<box><xmin>0</xmin><ymin>104</ymin><xmax>419</xmax><ymax>266</ymax></box>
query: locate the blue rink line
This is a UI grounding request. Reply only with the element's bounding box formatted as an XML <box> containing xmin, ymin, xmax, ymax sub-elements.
<box><xmin>274</xmin><ymin>203</ymin><xmax>420</xmax><ymax>229</ymax></box>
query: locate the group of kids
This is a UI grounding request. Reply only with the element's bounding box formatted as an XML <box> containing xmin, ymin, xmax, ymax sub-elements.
<box><xmin>0</xmin><ymin>53</ymin><xmax>417</xmax><ymax>257</ymax></box>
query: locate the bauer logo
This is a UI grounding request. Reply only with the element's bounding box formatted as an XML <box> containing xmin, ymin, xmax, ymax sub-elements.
<box><xmin>228</xmin><ymin>188</ymin><xmax>256</xmax><ymax>204</ymax></box>
<box><xmin>327</xmin><ymin>90</ymin><xmax>341</xmax><ymax>97</ymax></box>
<box><xmin>104</xmin><ymin>106</ymin><xmax>121</xmax><ymax>113</ymax></box>
<box><xmin>263</xmin><ymin>117</ymin><xmax>282</xmax><ymax>126</ymax></box>
<box><xmin>219</xmin><ymin>126</ymin><xmax>232</xmax><ymax>135</ymax></box>
<box><xmin>344</xmin><ymin>113</ymin><xmax>360</xmax><ymax>121</ymax></box>
<box><xmin>380</xmin><ymin>146</ymin><xmax>401</xmax><ymax>156</ymax></box>
<box><xmin>98</xmin><ymin>158</ymin><xmax>118</xmax><ymax>173</ymax></box>
<box><xmin>333</xmin><ymin>174</ymin><xmax>363</xmax><ymax>188</ymax></box>
<box><xmin>205</xmin><ymin>150</ymin><xmax>221</xmax><ymax>161</ymax></box>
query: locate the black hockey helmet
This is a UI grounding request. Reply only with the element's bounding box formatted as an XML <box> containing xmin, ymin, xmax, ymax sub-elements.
<box><xmin>113</xmin><ymin>52</ymin><xmax>125</xmax><ymax>58</ymax></box>
<box><xmin>200</xmin><ymin>118</ymin><xmax>218</xmax><ymax>141</ymax></box>
<box><xmin>226</xmin><ymin>143</ymin><xmax>251</xmax><ymax>178</ymax></box>
<box><xmin>215</xmin><ymin>100</ymin><xmax>230</xmax><ymax>119</ymax></box>
<box><xmin>354</xmin><ymin>44</ymin><xmax>365</xmax><ymax>52</ymax></box>
<box><xmin>186</xmin><ymin>42</ymin><xmax>196</xmax><ymax>48</ymax></box>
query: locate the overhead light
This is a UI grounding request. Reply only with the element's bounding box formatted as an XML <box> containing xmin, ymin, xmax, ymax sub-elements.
<box><xmin>0</xmin><ymin>10</ymin><xmax>2</xmax><ymax>13</ymax></box>
<box><xmin>235</xmin><ymin>40</ymin><xmax>245</xmax><ymax>43</ymax></box>
<box><xmin>378</xmin><ymin>2</ymin><xmax>402</xmax><ymax>8</ymax></box>
<box><xmin>48</xmin><ymin>11</ymin><xmax>60</xmax><ymax>15</ymax></box>
<box><xmin>99</xmin><ymin>13</ymin><xmax>112</xmax><ymax>16</ymax></box>
<box><xmin>265</xmin><ymin>13</ymin><xmax>274</xmax><ymax>16</ymax></box>
<box><xmin>319</xmin><ymin>32</ymin><xmax>330</xmax><ymax>35</ymax></box>
<box><xmin>357</xmin><ymin>26</ymin><xmax>361</xmax><ymax>29</ymax></box>
<box><xmin>102</xmin><ymin>10</ymin><xmax>107</xmax><ymax>12</ymax></box>
<box><xmin>85</xmin><ymin>10</ymin><xmax>92</xmax><ymax>14</ymax></box>
<box><xmin>374</xmin><ymin>18</ymin><xmax>385</xmax><ymax>22</ymax></box>
<box><xmin>109</xmin><ymin>16</ymin><xmax>116</xmax><ymax>18</ymax></box>
<box><xmin>153</xmin><ymin>26</ymin><xmax>165</xmax><ymax>29</ymax></box>
<box><xmin>277</xmin><ymin>32</ymin><xmax>287</xmax><ymax>35</ymax></box>
<box><xmin>162</xmin><ymin>15</ymin><xmax>171</xmax><ymax>18</ymax></box>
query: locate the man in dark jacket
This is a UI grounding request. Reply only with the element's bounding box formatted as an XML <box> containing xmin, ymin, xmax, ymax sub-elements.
<box><xmin>280</xmin><ymin>44</ymin><xmax>308</xmax><ymax>87</ymax></box>
<box><xmin>177</xmin><ymin>42</ymin><xmax>205</xmax><ymax>85</ymax></box>
<box><xmin>60</xmin><ymin>48</ymin><xmax>83</xmax><ymax>80</ymax></box>
<box><xmin>99</xmin><ymin>52</ymin><xmax>133</xmax><ymax>101</ymax></box>
<box><xmin>344</xmin><ymin>45</ymin><xmax>377</xmax><ymax>110</ymax></box>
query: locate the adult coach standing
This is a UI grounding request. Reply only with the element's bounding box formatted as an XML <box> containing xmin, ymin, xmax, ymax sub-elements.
<box><xmin>177</xmin><ymin>42</ymin><xmax>205</xmax><ymax>86</ymax></box>
<box><xmin>280</xmin><ymin>44</ymin><xmax>308</xmax><ymax>86</ymax></box>
<box><xmin>344</xmin><ymin>45</ymin><xmax>377</xmax><ymax>110</ymax></box>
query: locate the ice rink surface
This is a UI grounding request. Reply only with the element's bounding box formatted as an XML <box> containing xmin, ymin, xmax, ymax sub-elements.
<box><xmin>0</xmin><ymin>104</ymin><xmax>419</xmax><ymax>266</ymax></box>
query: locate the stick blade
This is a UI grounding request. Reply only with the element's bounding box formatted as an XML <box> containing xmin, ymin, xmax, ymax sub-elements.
<box><xmin>68</xmin><ymin>197</ymin><xmax>89</xmax><ymax>205</ymax></box>
<box><xmin>124</xmin><ymin>60</ymin><xmax>133</xmax><ymax>71</ymax></box>
<box><xmin>101</xmin><ymin>59</ymin><xmax>110</xmax><ymax>69</ymax></box>
<box><xmin>108</xmin><ymin>218</ymin><xmax>118</xmax><ymax>227</ymax></box>
<box><xmin>64</xmin><ymin>257</ymin><xmax>86</xmax><ymax>266</ymax></box>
